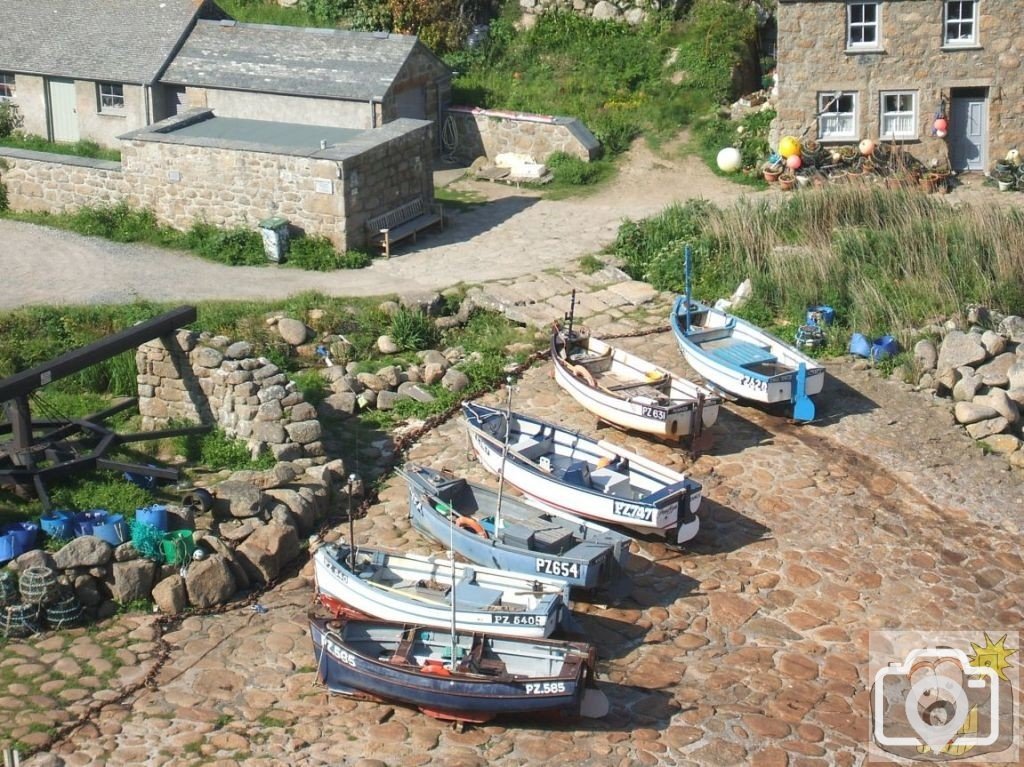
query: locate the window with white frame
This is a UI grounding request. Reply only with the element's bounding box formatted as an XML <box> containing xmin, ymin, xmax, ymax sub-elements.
<box><xmin>880</xmin><ymin>91</ymin><xmax>917</xmax><ymax>139</ymax></box>
<box><xmin>818</xmin><ymin>92</ymin><xmax>858</xmax><ymax>140</ymax></box>
<box><xmin>0</xmin><ymin>72</ymin><xmax>14</xmax><ymax>101</ymax></box>
<box><xmin>944</xmin><ymin>0</ymin><xmax>977</xmax><ymax>45</ymax></box>
<box><xmin>847</xmin><ymin>2</ymin><xmax>880</xmax><ymax>48</ymax></box>
<box><xmin>98</xmin><ymin>82</ymin><xmax>125</xmax><ymax>112</ymax></box>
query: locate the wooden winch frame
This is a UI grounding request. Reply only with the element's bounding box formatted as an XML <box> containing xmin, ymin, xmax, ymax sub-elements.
<box><xmin>0</xmin><ymin>306</ymin><xmax>210</xmax><ymax>510</ymax></box>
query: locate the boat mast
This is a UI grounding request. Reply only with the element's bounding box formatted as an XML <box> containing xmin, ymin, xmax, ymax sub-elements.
<box><xmin>448</xmin><ymin>490</ymin><xmax>458</xmax><ymax>669</ymax></box>
<box><xmin>347</xmin><ymin>473</ymin><xmax>358</xmax><ymax>568</ymax></box>
<box><xmin>684</xmin><ymin>244</ymin><xmax>693</xmax><ymax>334</ymax></box>
<box><xmin>494</xmin><ymin>376</ymin><xmax>515</xmax><ymax>537</ymax></box>
<box><xmin>565</xmin><ymin>289</ymin><xmax>577</xmax><ymax>339</ymax></box>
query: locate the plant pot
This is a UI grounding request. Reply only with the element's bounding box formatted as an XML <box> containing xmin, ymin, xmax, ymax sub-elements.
<box><xmin>763</xmin><ymin>169</ymin><xmax>781</xmax><ymax>183</ymax></box>
<box><xmin>919</xmin><ymin>174</ymin><xmax>937</xmax><ymax>193</ymax></box>
<box><xmin>778</xmin><ymin>176</ymin><xmax>795</xmax><ymax>191</ymax></box>
<box><xmin>998</xmin><ymin>179</ymin><xmax>1013</xmax><ymax>192</ymax></box>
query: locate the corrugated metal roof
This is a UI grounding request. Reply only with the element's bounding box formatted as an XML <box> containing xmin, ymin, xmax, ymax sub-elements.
<box><xmin>162</xmin><ymin>21</ymin><xmax>421</xmax><ymax>100</ymax></box>
<box><xmin>0</xmin><ymin>0</ymin><xmax>203</xmax><ymax>84</ymax></box>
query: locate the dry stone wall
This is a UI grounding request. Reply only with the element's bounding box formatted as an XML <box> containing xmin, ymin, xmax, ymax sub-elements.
<box><xmin>447</xmin><ymin>106</ymin><xmax>600</xmax><ymax>164</ymax></box>
<box><xmin>0</xmin><ymin>150</ymin><xmax>128</xmax><ymax>212</ymax></box>
<box><xmin>518</xmin><ymin>0</ymin><xmax>669</xmax><ymax>25</ymax></box>
<box><xmin>137</xmin><ymin>331</ymin><xmax>325</xmax><ymax>463</ymax></box>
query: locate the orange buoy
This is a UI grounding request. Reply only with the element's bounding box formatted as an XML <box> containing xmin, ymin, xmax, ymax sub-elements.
<box><xmin>455</xmin><ymin>516</ymin><xmax>488</xmax><ymax>538</ymax></box>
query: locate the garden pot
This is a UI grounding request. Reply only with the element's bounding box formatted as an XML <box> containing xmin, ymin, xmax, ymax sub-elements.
<box><xmin>39</xmin><ymin>509</ymin><xmax>74</xmax><ymax>540</ymax></box>
<box><xmin>998</xmin><ymin>179</ymin><xmax>1013</xmax><ymax>192</ymax></box>
<box><xmin>162</xmin><ymin>530</ymin><xmax>196</xmax><ymax>566</ymax></box>
<box><xmin>778</xmin><ymin>176</ymin><xmax>795</xmax><ymax>191</ymax></box>
<box><xmin>919</xmin><ymin>174</ymin><xmax>937</xmax><ymax>193</ymax></box>
<box><xmin>92</xmin><ymin>514</ymin><xmax>130</xmax><ymax>546</ymax></box>
<box><xmin>135</xmin><ymin>504</ymin><xmax>168</xmax><ymax>532</ymax></box>
<box><xmin>73</xmin><ymin>510</ymin><xmax>109</xmax><ymax>538</ymax></box>
<box><xmin>1</xmin><ymin>522</ymin><xmax>39</xmax><ymax>557</ymax></box>
<box><xmin>763</xmin><ymin>169</ymin><xmax>781</xmax><ymax>183</ymax></box>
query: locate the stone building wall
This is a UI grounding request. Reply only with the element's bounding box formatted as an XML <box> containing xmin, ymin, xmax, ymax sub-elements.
<box><xmin>0</xmin><ymin>150</ymin><xmax>128</xmax><ymax>213</ymax></box>
<box><xmin>447</xmin><ymin>106</ymin><xmax>601</xmax><ymax>163</ymax></box>
<box><xmin>137</xmin><ymin>331</ymin><xmax>325</xmax><ymax>463</ymax></box>
<box><xmin>0</xmin><ymin>111</ymin><xmax>436</xmax><ymax>251</ymax></box>
<box><xmin>774</xmin><ymin>0</ymin><xmax>1024</xmax><ymax>169</ymax></box>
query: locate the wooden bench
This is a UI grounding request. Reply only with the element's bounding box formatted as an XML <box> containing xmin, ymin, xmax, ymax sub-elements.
<box><xmin>366</xmin><ymin>197</ymin><xmax>444</xmax><ymax>259</ymax></box>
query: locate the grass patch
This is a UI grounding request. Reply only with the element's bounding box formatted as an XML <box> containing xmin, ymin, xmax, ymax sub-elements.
<box><xmin>175</xmin><ymin>427</ymin><xmax>276</xmax><ymax>472</ymax></box>
<box><xmin>578</xmin><ymin>254</ymin><xmax>605</xmax><ymax>274</ymax></box>
<box><xmin>434</xmin><ymin>186</ymin><xmax>487</xmax><ymax>210</ymax></box>
<box><xmin>285</xmin><ymin>235</ymin><xmax>373</xmax><ymax>271</ymax></box>
<box><xmin>609</xmin><ymin>186</ymin><xmax>1024</xmax><ymax>343</ymax></box>
<box><xmin>0</xmin><ymin>133</ymin><xmax>121</xmax><ymax>162</ymax></box>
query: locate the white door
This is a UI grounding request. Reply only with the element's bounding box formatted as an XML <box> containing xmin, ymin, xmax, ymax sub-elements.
<box><xmin>48</xmin><ymin>78</ymin><xmax>79</xmax><ymax>143</ymax></box>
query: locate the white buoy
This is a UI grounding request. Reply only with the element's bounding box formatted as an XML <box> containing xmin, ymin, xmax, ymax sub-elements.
<box><xmin>717</xmin><ymin>147</ymin><xmax>743</xmax><ymax>173</ymax></box>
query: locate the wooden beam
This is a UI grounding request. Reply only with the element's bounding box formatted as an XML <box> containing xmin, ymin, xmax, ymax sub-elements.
<box><xmin>0</xmin><ymin>305</ymin><xmax>196</xmax><ymax>402</ymax></box>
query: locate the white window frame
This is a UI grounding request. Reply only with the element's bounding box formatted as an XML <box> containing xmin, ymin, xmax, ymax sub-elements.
<box><xmin>98</xmin><ymin>82</ymin><xmax>125</xmax><ymax>113</ymax></box>
<box><xmin>0</xmin><ymin>72</ymin><xmax>14</xmax><ymax>101</ymax></box>
<box><xmin>879</xmin><ymin>91</ymin><xmax>918</xmax><ymax>140</ymax></box>
<box><xmin>944</xmin><ymin>0</ymin><xmax>977</xmax><ymax>46</ymax></box>
<box><xmin>847</xmin><ymin>2</ymin><xmax>881</xmax><ymax>49</ymax></box>
<box><xmin>818</xmin><ymin>92</ymin><xmax>858</xmax><ymax>141</ymax></box>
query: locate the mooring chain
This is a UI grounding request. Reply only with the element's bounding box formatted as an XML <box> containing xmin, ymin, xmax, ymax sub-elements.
<box><xmin>26</xmin><ymin>321</ymin><xmax>670</xmax><ymax>759</ymax></box>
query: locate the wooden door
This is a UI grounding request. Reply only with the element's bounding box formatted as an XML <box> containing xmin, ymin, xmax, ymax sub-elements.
<box><xmin>47</xmin><ymin>78</ymin><xmax>79</xmax><ymax>143</ymax></box>
<box><xmin>949</xmin><ymin>89</ymin><xmax>986</xmax><ymax>171</ymax></box>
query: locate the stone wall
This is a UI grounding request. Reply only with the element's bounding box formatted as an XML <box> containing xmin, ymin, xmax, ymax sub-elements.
<box><xmin>0</xmin><ymin>110</ymin><xmax>436</xmax><ymax>251</ymax></box>
<box><xmin>0</xmin><ymin>150</ymin><xmax>127</xmax><ymax>213</ymax></box>
<box><xmin>518</xmin><ymin>0</ymin><xmax>669</xmax><ymax>25</ymax></box>
<box><xmin>446</xmin><ymin>106</ymin><xmax>601</xmax><ymax>164</ymax></box>
<box><xmin>774</xmin><ymin>0</ymin><xmax>1024</xmax><ymax>169</ymax></box>
<box><xmin>136</xmin><ymin>331</ymin><xmax>325</xmax><ymax>463</ymax></box>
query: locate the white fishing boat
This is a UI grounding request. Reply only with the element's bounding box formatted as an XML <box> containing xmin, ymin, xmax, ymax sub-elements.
<box><xmin>463</xmin><ymin>402</ymin><xmax>702</xmax><ymax>545</ymax></box>
<box><xmin>313</xmin><ymin>542</ymin><xmax>569</xmax><ymax>639</ymax></box>
<box><xmin>551</xmin><ymin>311</ymin><xmax>720</xmax><ymax>442</ymax></box>
<box><xmin>669</xmin><ymin>245</ymin><xmax>824</xmax><ymax>421</ymax></box>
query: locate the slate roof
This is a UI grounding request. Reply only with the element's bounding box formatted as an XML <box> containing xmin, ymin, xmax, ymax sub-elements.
<box><xmin>162</xmin><ymin>21</ymin><xmax>428</xmax><ymax>100</ymax></box>
<box><xmin>0</xmin><ymin>0</ymin><xmax>203</xmax><ymax>84</ymax></box>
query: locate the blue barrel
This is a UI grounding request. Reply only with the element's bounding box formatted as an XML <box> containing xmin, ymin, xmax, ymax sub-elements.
<box><xmin>135</xmin><ymin>504</ymin><xmax>168</xmax><ymax>532</ymax></box>
<box><xmin>871</xmin><ymin>335</ymin><xmax>900</xmax><ymax>361</ymax></box>
<box><xmin>1</xmin><ymin>522</ymin><xmax>39</xmax><ymax>557</ymax></box>
<box><xmin>806</xmin><ymin>305</ymin><xmax>835</xmax><ymax>326</ymax></box>
<box><xmin>93</xmin><ymin>514</ymin><xmax>130</xmax><ymax>546</ymax></box>
<box><xmin>39</xmin><ymin>509</ymin><xmax>75</xmax><ymax>540</ymax></box>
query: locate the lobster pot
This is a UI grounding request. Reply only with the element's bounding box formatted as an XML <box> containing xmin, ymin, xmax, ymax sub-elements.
<box><xmin>2</xmin><ymin>603</ymin><xmax>40</xmax><ymax>639</ymax></box>
<box><xmin>0</xmin><ymin>571</ymin><xmax>18</xmax><ymax>607</ymax></box>
<box><xmin>45</xmin><ymin>593</ymin><xmax>84</xmax><ymax>630</ymax></box>
<box><xmin>19</xmin><ymin>566</ymin><xmax>59</xmax><ymax>606</ymax></box>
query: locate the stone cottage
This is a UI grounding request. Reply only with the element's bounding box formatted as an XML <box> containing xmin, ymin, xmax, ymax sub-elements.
<box><xmin>0</xmin><ymin>0</ymin><xmax>450</xmax><ymax>150</ymax></box>
<box><xmin>773</xmin><ymin>0</ymin><xmax>1024</xmax><ymax>171</ymax></box>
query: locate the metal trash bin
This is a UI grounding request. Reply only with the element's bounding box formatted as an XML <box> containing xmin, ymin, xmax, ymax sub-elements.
<box><xmin>258</xmin><ymin>216</ymin><xmax>290</xmax><ymax>263</ymax></box>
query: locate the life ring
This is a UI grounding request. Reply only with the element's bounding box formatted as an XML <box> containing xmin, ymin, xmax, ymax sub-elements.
<box><xmin>421</xmin><ymin>661</ymin><xmax>452</xmax><ymax>676</ymax></box>
<box><xmin>571</xmin><ymin>364</ymin><xmax>596</xmax><ymax>388</ymax></box>
<box><xmin>455</xmin><ymin>516</ymin><xmax>488</xmax><ymax>538</ymax></box>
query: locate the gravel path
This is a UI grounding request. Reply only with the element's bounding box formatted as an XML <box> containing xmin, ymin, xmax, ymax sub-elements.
<box><xmin>0</xmin><ymin>146</ymin><xmax>753</xmax><ymax>310</ymax></box>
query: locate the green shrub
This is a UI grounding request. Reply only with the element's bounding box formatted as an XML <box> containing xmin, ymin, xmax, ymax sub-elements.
<box><xmin>292</xmin><ymin>368</ymin><xmax>329</xmax><ymax>405</ymax></box>
<box><xmin>338</xmin><ymin>249</ymin><xmax>373</xmax><ymax>269</ymax></box>
<box><xmin>287</xmin><ymin>235</ymin><xmax>343</xmax><ymax>271</ymax></box>
<box><xmin>0</xmin><ymin>102</ymin><xmax>25</xmax><ymax>138</ymax></box>
<box><xmin>186</xmin><ymin>222</ymin><xmax>266</xmax><ymax>266</ymax></box>
<box><xmin>389</xmin><ymin>307</ymin><xmax>438</xmax><ymax>351</ymax></box>
<box><xmin>546</xmin><ymin>152</ymin><xmax>614</xmax><ymax>187</ymax></box>
<box><xmin>176</xmin><ymin>427</ymin><xmax>275</xmax><ymax>471</ymax></box>
<box><xmin>48</xmin><ymin>474</ymin><xmax>155</xmax><ymax>515</ymax></box>
<box><xmin>670</xmin><ymin>0</ymin><xmax>759</xmax><ymax>105</ymax></box>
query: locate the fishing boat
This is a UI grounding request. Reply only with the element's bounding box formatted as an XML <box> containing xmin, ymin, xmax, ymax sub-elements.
<box><xmin>551</xmin><ymin>292</ymin><xmax>720</xmax><ymax>442</ymax></box>
<box><xmin>313</xmin><ymin>541</ymin><xmax>570</xmax><ymax>639</ymax></box>
<box><xmin>399</xmin><ymin>464</ymin><xmax>631</xmax><ymax>592</ymax></box>
<box><xmin>309</xmin><ymin>615</ymin><xmax>608</xmax><ymax>723</ymax></box>
<box><xmin>462</xmin><ymin>402</ymin><xmax>703</xmax><ymax>545</ymax></box>
<box><xmin>669</xmin><ymin>245</ymin><xmax>824</xmax><ymax>421</ymax></box>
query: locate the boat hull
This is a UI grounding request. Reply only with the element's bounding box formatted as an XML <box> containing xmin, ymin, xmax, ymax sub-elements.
<box><xmin>670</xmin><ymin>296</ymin><xmax>825</xmax><ymax>406</ymax></box>
<box><xmin>401</xmin><ymin>464</ymin><xmax>631</xmax><ymax>592</ymax></box>
<box><xmin>310</xmin><ymin>617</ymin><xmax>594</xmax><ymax>722</ymax></box>
<box><xmin>551</xmin><ymin>328</ymin><xmax>721</xmax><ymax>440</ymax></box>
<box><xmin>463</xmin><ymin>403</ymin><xmax>702</xmax><ymax>545</ymax></box>
<box><xmin>313</xmin><ymin>543</ymin><xmax>565</xmax><ymax>639</ymax></box>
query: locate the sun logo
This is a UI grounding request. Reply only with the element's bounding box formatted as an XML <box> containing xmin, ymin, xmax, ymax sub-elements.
<box><xmin>968</xmin><ymin>632</ymin><xmax>1018</xmax><ymax>682</ymax></box>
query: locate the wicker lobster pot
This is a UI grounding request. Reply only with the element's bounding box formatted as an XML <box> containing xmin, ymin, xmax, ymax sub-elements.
<box><xmin>2</xmin><ymin>603</ymin><xmax>40</xmax><ymax>639</ymax></box>
<box><xmin>19</xmin><ymin>566</ymin><xmax>59</xmax><ymax>606</ymax></box>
